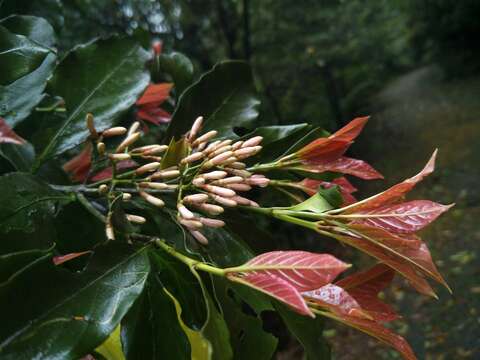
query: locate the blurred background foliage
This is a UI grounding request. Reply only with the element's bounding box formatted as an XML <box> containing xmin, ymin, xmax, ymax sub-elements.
<box><xmin>1</xmin><ymin>0</ymin><xmax>478</xmax><ymax>358</ymax></box>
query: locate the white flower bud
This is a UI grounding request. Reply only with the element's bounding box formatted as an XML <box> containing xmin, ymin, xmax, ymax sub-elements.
<box><xmin>97</xmin><ymin>142</ymin><xmax>106</xmax><ymax>156</ymax></box>
<box><xmin>98</xmin><ymin>184</ymin><xmax>109</xmax><ymax>194</ymax></box>
<box><xmin>208</xmin><ymin>151</ymin><xmax>233</xmax><ymax>166</ymax></box>
<box><xmin>211</xmin><ymin>176</ymin><xmax>243</xmax><ymax>185</ymax></box>
<box><xmin>234</xmin><ymin>146</ymin><xmax>262</xmax><ymax>159</ymax></box>
<box><xmin>109</xmin><ymin>153</ymin><xmax>131</xmax><ymax>161</ymax></box>
<box><xmin>86</xmin><ymin>113</ymin><xmax>98</xmax><ymax>138</ymax></box>
<box><xmin>188</xmin><ymin>116</ymin><xmax>204</xmax><ymax>141</ymax></box>
<box><xmin>116</xmin><ymin>132</ymin><xmax>141</xmax><ymax>152</ymax></box>
<box><xmin>178</xmin><ymin>203</ymin><xmax>195</xmax><ymax>219</ymax></box>
<box><xmin>189</xmin><ymin>230</ymin><xmax>208</xmax><ymax>245</ymax></box>
<box><xmin>232</xmin><ymin>195</ymin><xmax>259</xmax><ymax>207</ymax></box>
<box><xmin>202</xmin><ymin>171</ymin><xmax>227</xmax><ymax>180</ymax></box>
<box><xmin>192</xmin><ymin>130</ymin><xmax>218</xmax><ymax>146</ymax></box>
<box><xmin>122</xmin><ymin>193</ymin><xmax>132</xmax><ymax>201</ymax></box>
<box><xmin>199</xmin><ymin>217</ymin><xmax>225</xmax><ymax>228</ymax></box>
<box><xmin>139</xmin><ymin>182</ymin><xmax>169</xmax><ymax>189</ymax></box>
<box><xmin>248</xmin><ymin>174</ymin><xmax>270</xmax><ymax>187</ymax></box>
<box><xmin>202</xmin><ymin>184</ymin><xmax>236</xmax><ymax>197</ymax></box>
<box><xmin>179</xmin><ymin>218</ymin><xmax>203</xmax><ymax>230</ymax></box>
<box><xmin>183</xmin><ymin>194</ymin><xmax>209</xmax><ymax>204</ymax></box>
<box><xmin>228</xmin><ymin>161</ymin><xmax>246</xmax><ymax>169</ymax></box>
<box><xmin>195</xmin><ymin>203</ymin><xmax>224</xmax><ymax>215</ymax></box>
<box><xmin>210</xmin><ymin>195</ymin><xmax>237</xmax><ymax>207</ymax></box>
<box><xmin>126</xmin><ymin>214</ymin><xmax>146</xmax><ymax>224</ymax></box>
<box><xmin>142</xmin><ymin>145</ymin><xmax>169</xmax><ymax>155</ymax></box>
<box><xmin>225</xmin><ymin>168</ymin><xmax>252</xmax><ymax>178</ymax></box>
<box><xmin>140</xmin><ymin>191</ymin><xmax>165</xmax><ymax>207</ymax></box>
<box><xmin>150</xmin><ymin>170</ymin><xmax>180</xmax><ymax>179</ymax></box>
<box><xmin>135</xmin><ymin>162</ymin><xmax>160</xmax><ymax>175</ymax></box>
<box><xmin>209</xmin><ymin>145</ymin><xmax>232</xmax><ymax>158</ymax></box>
<box><xmin>242</xmin><ymin>136</ymin><xmax>263</xmax><ymax>148</ymax></box>
<box><xmin>222</xmin><ymin>157</ymin><xmax>238</xmax><ymax>166</ymax></box>
<box><xmin>181</xmin><ymin>152</ymin><xmax>205</xmax><ymax>164</ymax></box>
<box><xmin>192</xmin><ymin>177</ymin><xmax>206</xmax><ymax>186</ymax></box>
<box><xmin>232</xmin><ymin>141</ymin><xmax>243</xmax><ymax>150</ymax></box>
<box><xmin>106</xmin><ymin>221</ymin><xmax>115</xmax><ymax>240</ymax></box>
<box><xmin>102</xmin><ymin>126</ymin><xmax>127</xmax><ymax>137</ymax></box>
<box><xmin>128</xmin><ymin>121</ymin><xmax>140</xmax><ymax>136</ymax></box>
<box><xmin>197</xmin><ymin>141</ymin><xmax>208</xmax><ymax>151</ymax></box>
<box><xmin>203</xmin><ymin>140</ymin><xmax>221</xmax><ymax>154</ymax></box>
<box><xmin>227</xmin><ymin>183</ymin><xmax>251</xmax><ymax>192</ymax></box>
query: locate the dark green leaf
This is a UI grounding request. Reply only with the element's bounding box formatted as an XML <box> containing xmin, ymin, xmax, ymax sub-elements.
<box><xmin>0</xmin><ymin>172</ymin><xmax>72</xmax><ymax>233</ymax></box>
<box><xmin>276</xmin><ymin>303</ymin><xmax>331</xmax><ymax>360</ymax></box>
<box><xmin>35</xmin><ymin>37</ymin><xmax>150</xmax><ymax>165</ymax></box>
<box><xmin>165</xmin><ymin>61</ymin><xmax>260</xmax><ymax>140</ymax></box>
<box><xmin>317</xmin><ymin>185</ymin><xmax>343</xmax><ymax>208</ymax></box>
<box><xmin>160</xmin><ymin>137</ymin><xmax>188</xmax><ymax>169</ymax></box>
<box><xmin>0</xmin><ymin>242</ymin><xmax>150</xmax><ymax>359</ymax></box>
<box><xmin>159</xmin><ymin>51</ymin><xmax>194</xmax><ymax>97</ymax></box>
<box><xmin>0</xmin><ymin>15</ymin><xmax>56</xmax><ymax>47</ymax></box>
<box><xmin>150</xmin><ymin>250</ymin><xmax>207</xmax><ymax>330</ymax></box>
<box><xmin>121</xmin><ymin>253</ymin><xmax>191</xmax><ymax>360</ymax></box>
<box><xmin>0</xmin><ymin>141</ymin><xmax>34</xmax><ymax>171</ymax></box>
<box><xmin>0</xmin><ymin>25</ymin><xmax>51</xmax><ymax>85</ymax></box>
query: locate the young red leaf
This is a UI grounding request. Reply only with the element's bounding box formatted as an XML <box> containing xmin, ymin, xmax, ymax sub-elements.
<box><xmin>136</xmin><ymin>83</ymin><xmax>173</xmax><ymax>106</ymax></box>
<box><xmin>137</xmin><ymin>106</ymin><xmax>171</xmax><ymax>125</ymax></box>
<box><xmin>344</xmin><ymin>150</ymin><xmax>437</xmax><ymax>213</ymax></box>
<box><xmin>302</xmin><ymin>156</ymin><xmax>384</xmax><ymax>180</ymax></box>
<box><xmin>53</xmin><ymin>251</ymin><xmax>91</xmax><ymax>265</ymax></box>
<box><xmin>229</xmin><ymin>272</ymin><xmax>314</xmax><ymax>317</ymax></box>
<box><xmin>329</xmin><ymin>116</ymin><xmax>369</xmax><ymax>142</ymax></box>
<box><xmin>91</xmin><ymin>160</ymin><xmax>138</xmax><ymax>181</ymax></box>
<box><xmin>352</xmin><ymin>200</ymin><xmax>453</xmax><ymax>234</ymax></box>
<box><xmin>63</xmin><ymin>144</ymin><xmax>92</xmax><ymax>182</ymax></box>
<box><xmin>321</xmin><ymin>311</ymin><xmax>417</xmax><ymax>360</ymax></box>
<box><xmin>336</xmin><ymin>264</ymin><xmax>399</xmax><ymax>322</ymax></box>
<box><xmin>232</xmin><ymin>251</ymin><xmax>350</xmax><ymax>291</ymax></box>
<box><xmin>0</xmin><ymin>117</ymin><xmax>26</xmax><ymax>145</ymax></box>
<box><xmin>348</xmin><ymin>223</ymin><xmax>422</xmax><ymax>250</ymax></box>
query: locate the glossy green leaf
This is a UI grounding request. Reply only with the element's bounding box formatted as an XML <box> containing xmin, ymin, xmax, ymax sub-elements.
<box><xmin>0</xmin><ymin>15</ymin><xmax>56</xmax><ymax>47</ymax></box>
<box><xmin>0</xmin><ymin>172</ymin><xmax>72</xmax><ymax>233</ymax></box>
<box><xmin>35</xmin><ymin>37</ymin><xmax>150</xmax><ymax>165</ymax></box>
<box><xmin>165</xmin><ymin>61</ymin><xmax>260</xmax><ymax>140</ymax></box>
<box><xmin>0</xmin><ymin>141</ymin><xmax>35</xmax><ymax>171</ymax></box>
<box><xmin>290</xmin><ymin>193</ymin><xmax>334</xmax><ymax>213</ymax></box>
<box><xmin>0</xmin><ymin>25</ymin><xmax>51</xmax><ymax>85</ymax></box>
<box><xmin>0</xmin><ymin>242</ymin><xmax>150</xmax><ymax>359</ymax></box>
<box><xmin>160</xmin><ymin>137</ymin><xmax>188</xmax><ymax>169</ymax></box>
<box><xmin>121</xmin><ymin>255</ymin><xmax>191</xmax><ymax>360</ymax></box>
<box><xmin>276</xmin><ymin>303</ymin><xmax>331</xmax><ymax>360</ymax></box>
<box><xmin>159</xmin><ymin>51</ymin><xmax>194</xmax><ymax>97</ymax></box>
<box><xmin>317</xmin><ymin>185</ymin><xmax>343</xmax><ymax>209</ymax></box>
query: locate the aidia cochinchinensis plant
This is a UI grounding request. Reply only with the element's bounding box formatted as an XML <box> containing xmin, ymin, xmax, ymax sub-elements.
<box><xmin>0</xmin><ymin>16</ymin><xmax>452</xmax><ymax>360</ymax></box>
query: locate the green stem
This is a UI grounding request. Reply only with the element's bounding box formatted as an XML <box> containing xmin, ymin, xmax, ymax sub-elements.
<box><xmin>76</xmin><ymin>192</ymin><xmax>106</xmax><ymax>222</ymax></box>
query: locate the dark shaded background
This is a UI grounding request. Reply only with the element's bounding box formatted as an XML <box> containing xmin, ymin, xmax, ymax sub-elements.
<box><xmin>1</xmin><ymin>0</ymin><xmax>478</xmax><ymax>358</ymax></box>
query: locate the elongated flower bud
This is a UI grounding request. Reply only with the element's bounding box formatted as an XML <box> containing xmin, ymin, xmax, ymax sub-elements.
<box><xmin>190</xmin><ymin>230</ymin><xmax>208</xmax><ymax>245</ymax></box>
<box><xmin>97</xmin><ymin>142</ymin><xmax>106</xmax><ymax>156</ymax></box>
<box><xmin>150</xmin><ymin>170</ymin><xmax>180</xmax><ymax>179</ymax></box>
<box><xmin>209</xmin><ymin>145</ymin><xmax>232</xmax><ymax>158</ymax></box>
<box><xmin>225</xmin><ymin>168</ymin><xmax>251</xmax><ymax>178</ymax></box>
<box><xmin>203</xmin><ymin>151</ymin><xmax>233</xmax><ymax>168</ymax></box>
<box><xmin>128</xmin><ymin>121</ymin><xmax>140</xmax><ymax>136</ymax></box>
<box><xmin>192</xmin><ymin>177</ymin><xmax>206</xmax><ymax>186</ymax></box>
<box><xmin>178</xmin><ymin>203</ymin><xmax>195</xmax><ymax>219</ymax></box>
<box><xmin>197</xmin><ymin>141</ymin><xmax>207</xmax><ymax>151</ymax></box>
<box><xmin>210</xmin><ymin>195</ymin><xmax>237</xmax><ymax>207</ymax></box>
<box><xmin>135</xmin><ymin>162</ymin><xmax>160</xmax><ymax>175</ymax></box>
<box><xmin>116</xmin><ymin>132</ymin><xmax>140</xmax><ymax>152</ymax></box>
<box><xmin>106</xmin><ymin>216</ymin><xmax>115</xmax><ymax>240</ymax></box>
<box><xmin>219</xmin><ymin>139</ymin><xmax>233</xmax><ymax>147</ymax></box>
<box><xmin>234</xmin><ymin>146</ymin><xmax>262</xmax><ymax>159</ymax></box>
<box><xmin>211</xmin><ymin>176</ymin><xmax>243</xmax><ymax>185</ymax></box>
<box><xmin>242</xmin><ymin>136</ymin><xmax>263</xmax><ymax>148</ymax></box>
<box><xmin>203</xmin><ymin>140</ymin><xmax>221</xmax><ymax>154</ymax></box>
<box><xmin>122</xmin><ymin>193</ymin><xmax>132</xmax><ymax>201</ymax></box>
<box><xmin>248</xmin><ymin>174</ymin><xmax>270</xmax><ymax>187</ymax></box>
<box><xmin>183</xmin><ymin>194</ymin><xmax>209</xmax><ymax>204</ymax></box>
<box><xmin>126</xmin><ymin>214</ymin><xmax>146</xmax><ymax>224</ymax></box>
<box><xmin>140</xmin><ymin>182</ymin><xmax>169</xmax><ymax>189</ymax></box>
<box><xmin>202</xmin><ymin>184</ymin><xmax>236</xmax><ymax>197</ymax></box>
<box><xmin>232</xmin><ymin>195</ymin><xmax>259</xmax><ymax>207</ymax></box>
<box><xmin>181</xmin><ymin>152</ymin><xmax>205</xmax><ymax>164</ymax></box>
<box><xmin>228</xmin><ymin>161</ymin><xmax>246</xmax><ymax>169</ymax></box>
<box><xmin>140</xmin><ymin>191</ymin><xmax>164</xmax><ymax>207</ymax></box>
<box><xmin>103</xmin><ymin>126</ymin><xmax>127</xmax><ymax>137</ymax></box>
<box><xmin>86</xmin><ymin>113</ymin><xmax>98</xmax><ymax>138</ymax></box>
<box><xmin>192</xmin><ymin>130</ymin><xmax>218</xmax><ymax>146</ymax></box>
<box><xmin>109</xmin><ymin>153</ymin><xmax>131</xmax><ymax>161</ymax></box>
<box><xmin>227</xmin><ymin>183</ymin><xmax>251</xmax><ymax>192</ymax></box>
<box><xmin>179</xmin><ymin>218</ymin><xmax>203</xmax><ymax>229</ymax></box>
<box><xmin>98</xmin><ymin>184</ymin><xmax>109</xmax><ymax>194</ymax></box>
<box><xmin>195</xmin><ymin>203</ymin><xmax>224</xmax><ymax>215</ymax></box>
<box><xmin>141</xmin><ymin>155</ymin><xmax>163</xmax><ymax>162</ymax></box>
<box><xmin>222</xmin><ymin>157</ymin><xmax>238</xmax><ymax>166</ymax></box>
<box><xmin>188</xmin><ymin>116</ymin><xmax>204</xmax><ymax>142</ymax></box>
<box><xmin>142</xmin><ymin>145</ymin><xmax>169</xmax><ymax>155</ymax></box>
<box><xmin>202</xmin><ymin>171</ymin><xmax>227</xmax><ymax>180</ymax></box>
<box><xmin>199</xmin><ymin>217</ymin><xmax>225</xmax><ymax>228</ymax></box>
<box><xmin>232</xmin><ymin>141</ymin><xmax>243</xmax><ymax>150</ymax></box>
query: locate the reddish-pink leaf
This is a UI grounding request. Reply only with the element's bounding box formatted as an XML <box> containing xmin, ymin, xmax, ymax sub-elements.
<box><xmin>324</xmin><ymin>230</ymin><xmax>436</xmax><ymax>297</ymax></box>
<box><xmin>236</xmin><ymin>251</ymin><xmax>350</xmax><ymax>291</ymax></box>
<box><xmin>299</xmin><ymin>177</ymin><xmax>358</xmax><ymax>205</ymax></box>
<box><xmin>0</xmin><ymin>117</ymin><xmax>26</xmax><ymax>145</ymax></box>
<box><xmin>229</xmin><ymin>272</ymin><xmax>314</xmax><ymax>317</ymax></box>
<box><xmin>91</xmin><ymin>160</ymin><xmax>138</xmax><ymax>181</ymax></box>
<box><xmin>299</xmin><ymin>156</ymin><xmax>383</xmax><ymax>180</ymax></box>
<box><xmin>344</xmin><ymin>150</ymin><xmax>437</xmax><ymax>213</ymax></box>
<box><xmin>137</xmin><ymin>106</ymin><xmax>171</xmax><ymax>124</ymax></box>
<box><xmin>352</xmin><ymin>200</ymin><xmax>453</xmax><ymax>234</ymax></box>
<box><xmin>323</xmin><ymin>311</ymin><xmax>417</xmax><ymax>360</ymax></box>
<box><xmin>297</xmin><ymin>138</ymin><xmax>351</xmax><ymax>164</ymax></box>
<box><xmin>330</xmin><ymin>116</ymin><xmax>369</xmax><ymax>142</ymax></box>
<box><xmin>136</xmin><ymin>83</ymin><xmax>173</xmax><ymax>106</ymax></box>
<box><xmin>348</xmin><ymin>223</ymin><xmax>422</xmax><ymax>250</ymax></box>
<box><xmin>53</xmin><ymin>251</ymin><xmax>91</xmax><ymax>265</ymax></box>
<box><xmin>336</xmin><ymin>264</ymin><xmax>399</xmax><ymax>322</ymax></box>
<box><xmin>63</xmin><ymin>144</ymin><xmax>92</xmax><ymax>182</ymax></box>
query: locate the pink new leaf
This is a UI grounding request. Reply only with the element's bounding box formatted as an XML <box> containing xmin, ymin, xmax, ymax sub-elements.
<box><xmin>304</xmin><ymin>156</ymin><xmax>383</xmax><ymax>180</ymax></box>
<box><xmin>235</xmin><ymin>251</ymin><xmax>350</xmax><ymax>291</ymax></box>
<box><xmin>228</xmin><ymin>272</ymin><xmax>314</xmax><ymax>317</ymax></box>
<box><xmin>0</xmin><ymin>118</ymin><xmax>26</xmax><ymax>145</ymax></box>
<box><xmin>53</xmin><ymin>251</ymin><xmax>91</xmax><ymax>265</ymax></box>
